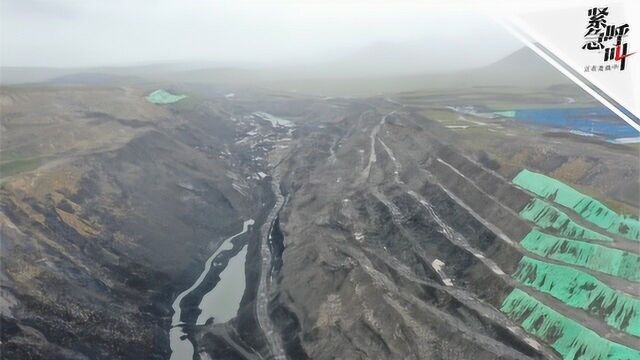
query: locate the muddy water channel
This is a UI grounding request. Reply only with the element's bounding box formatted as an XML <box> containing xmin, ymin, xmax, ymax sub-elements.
<box><xmin>169</xmin><ymin>219</ymin><xmax>254</xmax><ymax>360</ymax></box>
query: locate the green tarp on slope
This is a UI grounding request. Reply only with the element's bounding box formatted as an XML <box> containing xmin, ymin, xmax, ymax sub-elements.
<box><xmin>513</xmin><ymin>257</ymin><xmax>640</xmax><ymax>336</ymax></box>
<box><xmin>520</xmin><ymin>230</ymin><xmax>640</xmax><ymax>282</ymax></box>
<box><xmin>514</xmin><ymin>169</ymin><xmax>640</xmax><ymax>241</ymax></box>
<box><xmin>520</xmin><ymin>198</ymin><xmax>612</xmax><ymax>242</ymax></box>
<box><xmin>501</xmin><ymin>288</ymin><xmax>640</xmax><ymax>360</ymax></box>
<box><xmin>146</xmin><ymin>89</ymin><xmax>187</xmax><ymax>104</ymax></box>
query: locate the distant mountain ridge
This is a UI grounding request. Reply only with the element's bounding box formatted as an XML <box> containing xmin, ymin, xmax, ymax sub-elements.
<box><xmin>1</xmin><ymin>46</ymin><xmax>571</xmax><ymax>94</ymax></box>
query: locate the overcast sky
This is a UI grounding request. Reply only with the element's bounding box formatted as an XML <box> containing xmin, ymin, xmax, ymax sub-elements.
<box><xmin>1</xmin><ymin>0</ymin><xmax>524</xmax><ymax>69</ymax></box>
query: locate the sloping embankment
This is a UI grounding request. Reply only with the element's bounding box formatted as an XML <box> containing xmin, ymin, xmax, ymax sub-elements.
<box><xmin>513</xmin><ymin>169</ymin><xmax>640</xmax><ymax>242</ymax></box>
<box><xmin>501</xmin><ymin>289</ymin><xmax>640</xmax><ymax>360</ymax></box>
<box><xmin>520</xmin><ymin>230</ymin><xmax>640</xmax><ymax>282</ymax></box>
<box><xmin>424</xmin><ymin>145</ymin><xmax>640</xmax><ymax>359</ymax></box>
<box><xmin>513</xmin><ymin>256</ymin><xmax>640</xmax><ymax>337</ymax></box>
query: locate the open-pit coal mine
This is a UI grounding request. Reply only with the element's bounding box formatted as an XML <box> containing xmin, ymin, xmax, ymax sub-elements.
<box><xmin>1</xmin><ymin>73</ymin><xmax>639</xmax><ymax>360</ymax></box>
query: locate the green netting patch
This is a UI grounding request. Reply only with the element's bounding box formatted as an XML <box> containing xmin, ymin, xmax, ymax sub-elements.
<box><xmin>146</xmin><ymin>89</ymin><xmax>187</xmax><ymax>104</ymax></box>
<box><xmin>520</xmin><ymin>198</ymin><xmax>612</xmax><ymax>242</ymax></box>
<box><xmin>500</xmin><ymin>288</ymin><xmax>640</xmax><ymax>360</ymax></box>
<box><xmin>514</xmin><ymin>169</ymin><xmax>640</xmax><ymax>241</ymax></box>
<box><xmin>520</xmin><ymin>230</ymin><xmax>640</xmax><ymax>282</ymax></box>
<box><xmin>513</xmin><ymin>256</ymin><xmax>640</xmax><ymax>336</ymax></box>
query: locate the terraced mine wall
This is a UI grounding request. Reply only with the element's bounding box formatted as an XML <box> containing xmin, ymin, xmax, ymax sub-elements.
<box><xmin>428</xmin><ymin>158</ymin><xmax>531</xmax><ymax>242</ymax></box>
<box><xmin>413</xmin><ymin>184</ymin><xmax>522</xmax><ymax>276</ymax></box>
<box><xmin>358</xmin><ymin>190</ymin><xmax>543</xmax><ymax>358</ymax></box>
<box><xmin>520</xmin><ymin>230</ymin><xmax>640</xmax><ymax>282</ymax></box>
<box><xmin>496</xmin><ymin>169</ymin><xmax>640</xmax><ymax>359</ymax></box>
<box><xmin>501</xmin><ymin>289</ymin><xmax>640</xmax><ymax>360</ymax></box>
<box><xmin>513</xmin><ymin>256</ymin><xmax>640</xmax><ymax>337</ymax></box>
<box><xmin>519</xmin><ymin>198</ymin><xmax>613</xmax><ymax>242</ymax></box>
<box><xmin>422</xmin><ymin>145</ymin><xmax>640</xmax><ymax>360</ymax></box>
<box><xmin>513</xmin><ymin>169</ymin><xmax>640</xmax><ymax>241</ymax></box>
<box><xmin>390</xmin><ymin>190</ymin><xmax>512</xmax><ymax>305</ymax></box>
<box><xmin>436</xmin><ymin>146</ymin><xmax>532</xmax><ymax>212</ymax></box>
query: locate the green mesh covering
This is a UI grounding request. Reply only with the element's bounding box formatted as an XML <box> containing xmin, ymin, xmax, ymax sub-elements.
<box><xmin>514</xmin><ymin>169</ymin><xmax>640</xmax><ymax>241</ymax></box>
<box><xmin>520</xmin><ymin>230</ymin><xmax>640</xmax><ymax>282</ymax></box>
<box><xmin>500</xmin><ymin>288</ymin><xmax>640</xmax><ymax>360</ymax></box>
<box><xmin>520</xmin><ymin>198</ymin><xmax>612</xmax><ymax>242</ymax></box>
<box><xmin>146</xmin><ymin>89</ymin><xmax>187</xmax><ymax>104</ymax></box>
<box><xmin>513</xmin><ymin>257</ymin><xmax>640</xmax><ymax>336</ymax></box>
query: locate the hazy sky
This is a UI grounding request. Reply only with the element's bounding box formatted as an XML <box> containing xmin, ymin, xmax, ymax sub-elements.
<box><xmin>1</xmin><ymin>0</ymin><xmax>524</xmax><ymax>69</ymax></box>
